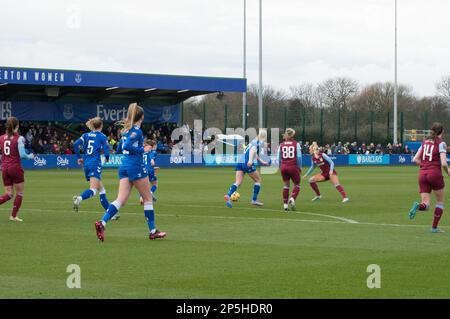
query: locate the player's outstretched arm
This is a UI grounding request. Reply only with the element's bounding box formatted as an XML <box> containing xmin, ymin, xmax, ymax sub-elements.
<box><xmin>322</xmin><ymin>153</ymin><xmax>335</xmax><ymax>174</ymax></box>
<box><xmin>440</xmin><ymin>153</ymin><xmax>450</xmax><ymax>176</ymax></box>
<box><xmin>413</xmin><ymin>146</ymin><xmax>422</xmax><ymax>165</ymax></box>
<box><xmin>256</xmin><ymin>154</ymin><xmax>270</xmax><ymax>166</ymax></box>
<box><xmin>439</xmin><ymin>145</ymin><xmax>450</xmax><ymax>176</ymax></box>
<box><xmin>247</xmin><ymin>147</ymin><xmax>256</xmax><ymax>167</ymax></box>
<box><xmin>303</xmin><ymin>161</ymin><xmax>315</xmax><ymax>178</ymax></box>
<box><xmin>18</xmin><ymin>136</ymin><xmax>34</xmax><ymax>160</ymax></box>
<box><xmin>102</xmin><ymin>135</ymin><xmax>110</xmax><ymax>162</ymax></box>
<box><xmin>296</xmin><ymin>143</ymin><xmax>302</xmax><ymax>169</ymax></box>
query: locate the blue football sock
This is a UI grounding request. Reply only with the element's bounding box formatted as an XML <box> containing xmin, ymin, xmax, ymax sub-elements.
<box><xmin>151</xmin><ymin>185</ymin><xmax>157</xmax><ymax>194</ymax></box>
<box><xmin>252</xmin><ymin>183</ymin><xmax>261</xmax><ymax>201</ymax></box>
<box><xmin>81</xmin><ymin>189</ymin><xmax>95</xmax><ymax>200</ymax></box>
<box><xmin>102</xmin><ymin>201</ymin><xmax>121</xmax><ymax>224</ymax></box>
<box><xmin>144</xmin><ymin>202</ymin><xmax>156</xmax><ymax>231</ymax></box>
<box><xmin>227</xmin><ymin>184</ymin><xmax>238</xmax><ymax>197</ymax></box>
<box><xmin>99</xmin><ymin>193</ymin><xmax>109</xmax><ymax>210</ymax></box>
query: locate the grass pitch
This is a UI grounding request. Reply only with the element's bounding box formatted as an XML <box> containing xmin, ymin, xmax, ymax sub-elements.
<box><xmin>0</xmin><ymin>166</ymin><xmax>449</xmax><ymax>298</ymax></box>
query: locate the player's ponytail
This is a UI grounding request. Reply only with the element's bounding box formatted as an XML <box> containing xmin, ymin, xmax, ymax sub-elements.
<box><xmin>283</xmin><ymin>128</ymin><xmax>295</xmax><ymax>141</ymax></box>
<box><xmin>426</xmin><ymin>122</ymin><xmax>444</xmax><ymax>141</ymax></box>
<box><xmin>6</xmin><ymin>117</ymin><xmax>19</xmax><ymax>138</ymax></box>
<box><xmin>116</xmin><ymin>103</ymin><xmax>144</xmax><ymax>134</ymax></box>
<box><xmin>86</xmin><ymin>117</ymin><xmax>103</xmax><ymax>131</ymax></box>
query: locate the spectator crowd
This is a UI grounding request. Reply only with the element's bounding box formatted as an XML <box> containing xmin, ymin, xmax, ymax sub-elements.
<box><xmin>0</xmin><ymin>121</ymin><xmax>177</xmax><ymax>155</ymax></box>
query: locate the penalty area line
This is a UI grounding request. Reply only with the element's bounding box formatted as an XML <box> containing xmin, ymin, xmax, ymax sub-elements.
<box><xmin>159</xmin><ymin>203</ymin><xmax>359</xmax><ymax>224</ymax></box>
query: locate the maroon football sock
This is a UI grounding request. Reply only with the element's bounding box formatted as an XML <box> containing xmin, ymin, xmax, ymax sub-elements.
<box><xmin>310</xmin><ymin>182</ymin><xmax>321</xmax><ymax>196</ymax></box>
<box><xmin>283</xmin><ymin>187</ymin><xmax>289</xmax><ymax>204</ymax></box>
<box><xmin>0</xmin><ymin>193</ymin><xmax>12</xmax><ymax>205</ymax></box>
<box><xmin>11</xmin><ymin>193</ymin><xmax>23</xmax><ymax>218</ymax></box>
<box><xmin>335</xmin><ymin>184</ymin><xmax>347</xmax><ymax>199</ymax></box>
<box><xmin>419</xmin><ymin>203</ymin><xmax>429</xmax><ymax>211</ymax></box>
<box><xmin>432</xmin><ymin>205</ymin><xmax>444</xmax><ymax>229</ymax></box>
<box><xmin>291</xmin><ymin>184</ymin><xmax>300</xmax><ymax>199</ymax></box>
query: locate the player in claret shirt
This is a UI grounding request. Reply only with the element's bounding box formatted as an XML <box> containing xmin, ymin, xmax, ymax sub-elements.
<box><xmin>304</xmin><ymin>142</ymin><xmax>349</xmax><ymax>203</ymax></box>
<box><xmin>408</xmin><ymin>122</ymin><xmax>450</xmax><ymax>233</ymax></box>
<box><xmin>0</xmin><ymin>117</ymin><xmax>35</xmax><ymax>222</ymax></box>
<box><xmin>277</xmin><ymin>128</ymin><xmax>302</xmax><ymax>211</ymax></box>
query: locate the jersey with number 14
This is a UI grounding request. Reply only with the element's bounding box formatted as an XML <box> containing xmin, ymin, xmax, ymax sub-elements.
<box><xmin>418</xmin><ymin>137</ymin><xmax>446</xmax><ymax>172</ymax></box>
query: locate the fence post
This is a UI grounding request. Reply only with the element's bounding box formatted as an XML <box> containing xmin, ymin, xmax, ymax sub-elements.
<box><xmin>424</xmin><ymin>111</ymin><xmax>428</xmax><ymax>130</ymax></box>
<box><xmin>354</xmin><ymin>111</ymin><xmax>358</xmax><ymax>142</ymax></box>
<box><xmin>301</xmin><ymin>106</ymin><xmax>306</xmax><ymax>142</ymax></box>
<box><xmin>244</xmin><ymin>104</ymin><xmax>248</xmax><ymax>130</ymax></box>
<box><xmin>224</xmin><ymin>104</ymin><xmax>228</xmax><ymax>133</ymax></box>
<box><xmin>400</xmin><ymin>111</ymin><xmax>404</xmax><ymax>143</ymax></box>
<box><xmin>179</xmin><ymin>102</ymin><xmax>184</xmax><ymax>126</ymax></box>
<box><xmin>283</xmin><ymin>106</ymin><xmax>287</xmax><ymax>132</ymax></box>
<box><xmin>370</xmin><ymin>111</ymin><xmax>374</xmax><ymax>142</ymax></box>
<box><xmin>264</xmin><ymin>104</ymin><xmax>268</xmax><ymax>128</ymax></box>
<box><xmin>202</xmin><ymin>103</ymin><xmax>206</xmax><ymax>127</ymax></box>
<box><xmin>337</xmin><ymin>108</ymin><xmax>341</xmax><ymax>142</ymax></box>
<box><xmin>387</xmin><ymin>112</ymin><xmax>390</xmax><ymax>142</ymax></box>
<box><xmin>319</xmin><ymin>108</ymin><xmax>324</xmax><ymax>146</ymax></box>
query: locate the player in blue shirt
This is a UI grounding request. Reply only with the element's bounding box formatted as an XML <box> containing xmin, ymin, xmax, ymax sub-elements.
<box><xmin>224</xmin><ymin>130</ymin><xmax>270</xmax><ymax>208</ymax></box>
<box><xmin>140</xmin><ymin>139</ymin><xmax>159</xmax><ymax>204</ymax></box>
<box><xmin>72</xmin><ymin>117</ymin><xmax>110</xmax><ymax>212</ymax></box>
<box><xmin>94</xmin><ymin>103</ymin><xmax>166</xmax><ymax>242</ymax></box>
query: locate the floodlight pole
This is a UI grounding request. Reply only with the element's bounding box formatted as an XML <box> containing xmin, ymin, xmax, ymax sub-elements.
<box><xmin>393</xmin><ymin>0</ymin><xmax>398</xmax><ymax>144</ymax></box>
<box><xmin>258</xmin><ymin>0</ymin><xmax>263</xmax><ymax>129</ymax></box>
<box><xmin>242</xmin><ymin>0</ymin><xmax>247</xmax><ymax>129</ymax></box>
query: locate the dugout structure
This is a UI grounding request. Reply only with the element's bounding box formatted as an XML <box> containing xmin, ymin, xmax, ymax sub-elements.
<box><xmin>0</xmin><ymin>66</ymin><xmax>246</xmax><ymax>125</ymax></box>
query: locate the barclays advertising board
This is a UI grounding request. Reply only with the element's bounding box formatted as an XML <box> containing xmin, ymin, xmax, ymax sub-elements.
<box><xmin>348</xmin><ymin>154</ymin><xmax>390</xmax><ymax>165</ymax></box>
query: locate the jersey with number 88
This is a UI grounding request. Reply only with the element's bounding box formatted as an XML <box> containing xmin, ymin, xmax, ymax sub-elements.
<box><xmin>278</xmin><ymin>140</ymin><xmax>301</xmax><ymax>168</ymax></box>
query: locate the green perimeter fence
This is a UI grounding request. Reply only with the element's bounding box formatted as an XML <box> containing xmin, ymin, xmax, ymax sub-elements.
<box><xmin>180</xmin><ymin>102</ymin><xmax>447</xmax><ymax>145</ymax></box>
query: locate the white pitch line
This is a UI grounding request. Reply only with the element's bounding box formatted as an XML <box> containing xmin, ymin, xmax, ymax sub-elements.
<box><xmin>160</xmin><ymin>203</ymin><xmax>359</xmax><ymax>224</ymax></box>
<box><xmin>0</xmin><ymin>205</ymin><xmax>443</xmax><ymax>229</ymax></box>
<box><xmin>8</xmin><ymin>200</ymin><xmax>359</xmax><ymax>224</ymax></box>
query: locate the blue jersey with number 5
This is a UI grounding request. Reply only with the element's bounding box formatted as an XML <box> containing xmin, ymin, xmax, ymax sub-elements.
<box><xmin>74</xmin><ymin>131</ymin><xmax>109</xmax><ymax>167</ymax></box>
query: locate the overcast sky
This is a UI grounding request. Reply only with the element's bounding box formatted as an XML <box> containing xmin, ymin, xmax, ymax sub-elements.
<box><xmin>1</xmin><ymin>0</ymin><xmax>449</xmax><ymax>96</ymax></box>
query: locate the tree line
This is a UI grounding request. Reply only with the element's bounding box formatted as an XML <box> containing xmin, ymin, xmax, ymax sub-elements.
<box><xmin>182</xmin><ymin>76</ymin><xmax>450</xmax><ymax>144</ymax></box>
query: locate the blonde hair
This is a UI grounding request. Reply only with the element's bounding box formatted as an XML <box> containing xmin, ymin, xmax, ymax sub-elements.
<box><xmin>116</xmin><ymin>103</ymin><xmax>144</xmax><ymax>134</ymax></box>
<box><xmin>309</xmin><ymin>141</ymin><xmax>319</xmax><ymax>154</ymax></box>
<box><xmin>283</xmin><ymin>128</ymin><xmax>295</xmax><ymax>140</ymax></box>
<box><xmin>257</xmin><ymin>129</ymin><xmax>267</xmax><ymax>141</ymax></box>
<box><xmin>86</xmin><ymin>117</ymin><xmax>103</xmax><ymax>131</ymax></box>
